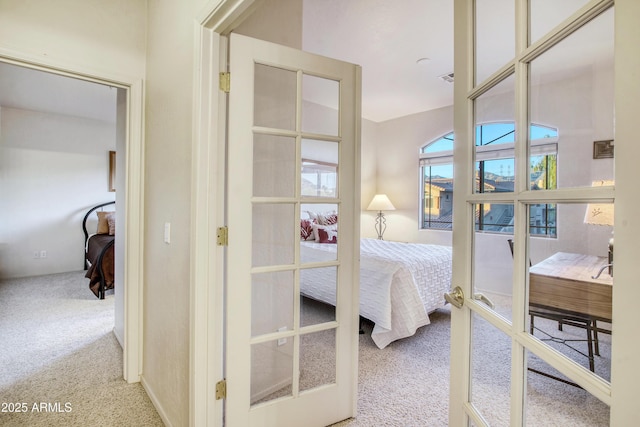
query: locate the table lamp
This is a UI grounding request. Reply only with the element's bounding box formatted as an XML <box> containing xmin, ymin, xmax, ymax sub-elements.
<box><xmin>584</xmin><ymin>180</ymin><xmax>614</xmax><ymax>277</ymax></box>
<box><xmin>367</xmin><ymin>194</ymin><xmax>395</xmax><ymax>240</ymax></box>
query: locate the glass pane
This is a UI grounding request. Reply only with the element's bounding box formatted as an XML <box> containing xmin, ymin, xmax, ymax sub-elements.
<box><xmin>528</xmin><ymin>202</ymin><xmax>613</xmax><ymax>383</ymax></box>
<box><xmin>299</xmin><ymin>329</ymin><xmax>336</xmax><ymax>392</ymax></box>
<box><xmin>300</xmin><ymin>267</ymin><xmax>337</xmax><ymax>326</ymax></box>
<box><xmin>301</xmin><ymin>139</ymin><xmax>339</xmax><ymax>198</ymax></box>
<box><xmin>300</xmin><ymin>240</ymin><xmax>338</xmax><ymax>264</ymax></box>
<box><xmin>300</xmin><ymin>203</ymin><xmax>338</xmax><ymax>263</ymax></box>
<box><xmin>474</xmin><ymin>76</ymin><xmax>515</xmax><ymax>195</ymax></box>
<box><xmin>302</xmin><ymin>74</ymin><xmax>339</xmax><ymax>136</ymax></box>
<box><xmin>422</xmin><ymin>163</ymin><xmax>454</xmax><ymax>230</ymax></box>
<box><xmin>471</xmin><ymin>312</ymin><xmax>511</xmax><ymax>426</ymax></box>
<box><xmin>475</xmin><ymin>160</ymin><xmax>515</xmax><ymax>194</ymax></box>
<box><xmin>526</xmin><ymin>350</ymin><xmax>610</xmax><ymax>424</ymax></box>
<box><xmin>530</xmin><ymin>0</ymin><xmax>591</xmax><ymax>45</ymax></box>
<box><xmin>476</xmin><ymin>122</ymin><xmax>515</xmax><ymax>147</ymax></box>
<box><xmin>529</xmin><ymin>9</ymin><xmax>614</xmax><ymax>189</ymax></box>
<box><xmin>253</xmin><ymin>133</ymin><xmax>296</xmax><ymax>197</ymax></box>
<box><xmin>475</xmin><ymin>0</ymin><xmax>515</xmax><ymax>85</ymax></box>
<box><xmin>529</xmin><ymin>202</ymin><xmax>556</xmax><ymax>237</ymax></box>
<box><xmin>252</xmin><ymin>271</ymin><xmax>294</xmax><ymax>337</ymax></box>
<box><xmin>254</xmin><ymin>63</ymin><xmax>296</xmax><ymax>130</ymax></box>
<box><xmin>252</xmin><ymin>203</ymin><xmax>295</xmax><ymax>267</ymax></box>
<box><xmin>422</xmin><ymin>132</ymin><xmax>454</xmax><ymax>154</ymax></box>
<box><xmin>250</xmin><ymin>338</ymin><xmax>293</xmax><ymax>406</ymax></box>
<box><xmin>475</xmin><ymin>203</ymin><xmax>514</xmax><ymax>233</ymax></box>
<box><xmin>473</xmin><ymin>203</ymin><xmax>514</xmax><ymax>321</ymax></box>
<box><xmin>530</xmin><ymin>153</ymin><xmax>556</xmax><ymax>189</ymax></box>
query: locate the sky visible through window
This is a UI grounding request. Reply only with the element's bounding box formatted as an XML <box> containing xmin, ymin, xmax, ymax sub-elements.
<box><xmin>422</xmin><ymin>123</ymin><xmax>558</xmax><ymax>178</ymax></box>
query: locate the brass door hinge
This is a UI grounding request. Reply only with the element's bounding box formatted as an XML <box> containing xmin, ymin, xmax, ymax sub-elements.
<box><xmin>215</xmin><ymin>379</ymin><xmax>227</xmax><ymax>400</ymax></box>
<box><xmin>217</xmin><ymin>226</ymin><xmax>228</xmax><ymax>246</ymax></box>
<box><xmin>219</xmin><ymin>72</ymin><xmax>230</xmax><ymax>93</ymax></box>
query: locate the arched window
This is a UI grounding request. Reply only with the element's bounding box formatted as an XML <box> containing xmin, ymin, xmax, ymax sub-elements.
<box><xmin>419</xmin><ymin>122</ymin><xmax>558</xmax><ymax>236</ymax></box>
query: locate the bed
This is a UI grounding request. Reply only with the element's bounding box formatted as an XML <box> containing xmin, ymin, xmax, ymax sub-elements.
<box><xmin>300</xmin><ymin>237</ymin><xmax>452</xmax><ymax>349</ymax></box>
<box><xmin>82</xmin><ymin>201</ymin><xmax>116</xmax><ymax>299</ymax></box>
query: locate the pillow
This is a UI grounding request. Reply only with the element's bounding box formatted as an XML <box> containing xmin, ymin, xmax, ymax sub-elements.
<box><xmin>306</xmin><ymin>210</ymin><xmax>338</xmax><ymax>225</ymax></box>
<box><xmin>300</xmin><ymin>219</ymin><xmax>315</xmax><ymax>240</ymax></box>
<box><xmin>317</xmin><ymin>212</ymin><xmax>338</xmax><ymax>225</ymax></box>
<box><xmin>96</xmin><ymin>211</ymin><xmax>115</xmax><ymax>234</ymax></box>
<box><xmin>305</xmin><ymin>210</ymin><xmax>319</xmax><ymax>222</ymax></box>
<box><xmin>313</xmin><ymin>223</ymin><xmax>337</xmax><ymax>243</ymax></box>
<box><xmin>107</xmin><ymin>214</ymin><xmax>116</xmax><ymax>236</ymax></box>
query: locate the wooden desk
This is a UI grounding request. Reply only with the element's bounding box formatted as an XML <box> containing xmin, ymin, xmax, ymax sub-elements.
<box><xmin>529</xmin><ymin>252</ymin><xmax>613</xmax><ymax>322</ymax></box>
<box><xmin>529</xmin><ymin>252</ymin><xmax>612</xmax><ymax>377</ymax></box>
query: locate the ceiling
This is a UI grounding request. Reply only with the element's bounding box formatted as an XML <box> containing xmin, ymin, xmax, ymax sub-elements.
<box><xmin>0</xmin><ymin>62</ymin><xmax>117</xmax><ymax>123</ymax></box>
<box><xmin>0</xmin><ymin>0</ymin><xmax>454</xmax><ymax>125</ymax></box>
<box><xmin>302</xmin><ymin>0</ymin><xmax>454</xmax><ymax>122</ymax></box>
<box><xmin>0</xmin><ymin>0</ymin><xmax>608</xmax><ymax>125</ymax></box>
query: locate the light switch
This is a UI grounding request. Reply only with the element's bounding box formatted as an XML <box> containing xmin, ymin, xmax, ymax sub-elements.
<box><xmin>164</xmin><ymin>222</ymin><xmax>171</xmax><ymax>244</ymax></box>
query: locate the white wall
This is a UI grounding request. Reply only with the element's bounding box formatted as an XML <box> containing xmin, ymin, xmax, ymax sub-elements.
<box><xmin>0</xmin><ymin>0</ymin><xmax>146</xmax><ymax>79</ymax></box>
<box><xmin>360</xmin><ymin>117</ymin><xmax>380</xmax><ymax>237</ymax></box>
<box><xmin>235</xmin><ymin>0</ymin><xmax>303</xmax><ymax>49</ymax></box>
<box><xmin>0</xmin><ymin>107</ymin><xmax>116</xmax><ymax>279</ymax></box>
<box><xmin>143</xmin><ymin>0</ymin><xmax>209</xmax><ymax>424</ymax></box>
<box><xmin>0</xmin><ymin>2</ymin><xmax>191</xmax><ymax>425</ymax></box>
<box><xmin>373</xmin><ymin>105</ymin><xmax>454</xmax><ymax>245</ymax></box>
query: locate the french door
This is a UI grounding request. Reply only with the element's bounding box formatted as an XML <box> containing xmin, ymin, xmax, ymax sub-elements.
<box><xmin>224</xmin><ymin>33</ymin><xmax>361</xmax><ymax>426</ymax></box>
<box><xmin>449</xmin><ymin>0</ymin><xmax>639</xmax><ymax>425</ymax></box>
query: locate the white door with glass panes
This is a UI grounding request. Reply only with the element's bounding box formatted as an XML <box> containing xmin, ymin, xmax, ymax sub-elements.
<box><xmin>224</xmin><ymin>33</ymin><xmax>361</xmax><ymax>427</ymax></box>
<box><xmin>448</xmin><ymin>0</ymin><xmax>640</xmax><ymax>425</ymax></box>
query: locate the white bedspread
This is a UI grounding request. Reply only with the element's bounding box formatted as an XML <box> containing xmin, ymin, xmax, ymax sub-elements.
<box><xmin>300</xmin><ymin>238</ymin><xmax>452</xmax><ymax>348</ymax></box>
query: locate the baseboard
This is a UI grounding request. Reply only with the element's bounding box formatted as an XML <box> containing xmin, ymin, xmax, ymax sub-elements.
<box><xmin>112</xmin><ymin>326</ymin><xmax>124</xmax><ymax>349</ymax></box>
<box><xmin>141</xmin><ymin>376</ymin><xmax>173</xmax><ymax>427</ymax></box>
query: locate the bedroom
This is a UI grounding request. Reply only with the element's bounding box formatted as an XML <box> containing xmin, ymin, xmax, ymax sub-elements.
<box><xmin>1</xmin><ymin>0</ymin><xmax>638</xmax><ymax>426</ymax></box>
<box><xmin>227</xmin><ymin>0</ymin><xmax>617</xmax><ymax>425</ymax></box>
<box><xmin>0</xmin><ymin>62</ymin><xmax>128</xmax><ymax>345</ymax></box>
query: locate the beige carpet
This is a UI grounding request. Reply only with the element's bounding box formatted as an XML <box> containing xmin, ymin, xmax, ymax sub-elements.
<box><xmin>1</xmin><ymin>272</ymin><xmax>610</xmax><ymax>426</ymax></box>
<box><xmin>0</xmin><ymin>271</ymin><xmax>163</xmax><ymax>427</ymax></box>
<box><xmin>320</xmin><ymin>297</ymin><xmax>610</xmax><ymax>427</ymax></box>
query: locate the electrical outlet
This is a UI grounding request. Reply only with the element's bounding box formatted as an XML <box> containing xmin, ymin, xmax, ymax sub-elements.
<box><xmin>40</xmin><ymin>250</ymin><xmax>47</xmax><ymax>258</ymax></box>
<box><xmin>33</xmin><ymin>251</ymin><xmax>40</xmax><ymax>259</ymax></box>
<box><xmin>277</xmin><ymin>326</ymin><xmax>287</xmax><ymax>346</ymax></box>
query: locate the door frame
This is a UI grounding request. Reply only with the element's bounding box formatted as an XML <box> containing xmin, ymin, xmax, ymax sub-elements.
<box><xmin>191</xmin><ymin>1</ymin><xmax>263</xmax><ymax>426</ymax></box>
<box><xmin>0</xmin><ymin>49</ymin><xmax>145</xmax><ymax>383</ymax></box>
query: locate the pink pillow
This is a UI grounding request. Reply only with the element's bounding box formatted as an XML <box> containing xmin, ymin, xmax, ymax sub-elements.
<box><xmin>300</xmin><ymin>219</ymin><xmax>315</xmax><ymax>240</ymax></box>
<box><xmin>317</xmin><ymin>227</ymin><xmax>337</xmax><ymax>243</ymax></box>
<box><xmin>313</xmin><ymin>224</ymin><xmax>337</xmax><ymax>243</ymax></box>
<box><xmin>318</xmin><ymin>213</ymin><xmax>338</xmax><ymax>225</ymax></box>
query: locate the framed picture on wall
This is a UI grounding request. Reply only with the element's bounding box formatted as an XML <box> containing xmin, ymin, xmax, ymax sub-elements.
<box><xmin>109</xmin><ymin>151</ymin><xmax>116</xmax><ymax>192</ymax></box>
<box><xmin>593</xmin><ymin>140</ymin><xmax>614</xmax><ymax>159</ymax></box>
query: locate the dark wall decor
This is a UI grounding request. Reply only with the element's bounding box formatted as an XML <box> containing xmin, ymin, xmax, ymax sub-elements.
<box><xmin>593</xmin><ymin>140</ymin><xmax>614</xmax><ymax>159</ymax></box>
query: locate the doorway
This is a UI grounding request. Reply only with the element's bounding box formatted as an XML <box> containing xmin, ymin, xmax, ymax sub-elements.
<box><xmin>193</xmin><ymin>0</ymin><xmax>640</xmax><ymax>425</ymax></box>
<box><xmin>0</xmin><ymin>55</ymin><xmax>144</xmax><ymax>383</ymax></box>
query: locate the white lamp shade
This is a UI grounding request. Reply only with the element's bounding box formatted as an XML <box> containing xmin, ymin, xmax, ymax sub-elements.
<box><xmin>367</xmin><ymin>194</ymin><xmax>396</xmax><ymax>211</ymax></box>
<box><xmin>584</xmin><ymin>180</ymin><xmax>614</xmax><ymax>226</ymax></box>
